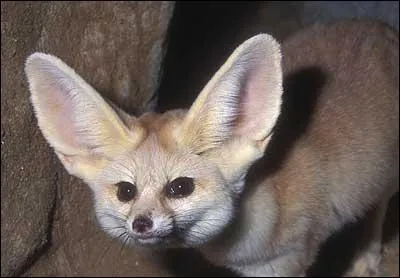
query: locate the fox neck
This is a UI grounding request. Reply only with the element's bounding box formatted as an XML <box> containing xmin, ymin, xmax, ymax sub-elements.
<box><xmin>197</xmin><ymin>176</ymin><xmax>279</xmax><ymax>268</ymax></box>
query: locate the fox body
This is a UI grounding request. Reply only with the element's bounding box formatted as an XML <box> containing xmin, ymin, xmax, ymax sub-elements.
<box><xmin>25</xmin><ymin>19</ymin><xmax>398</xmax><ymax>276</ymax></box>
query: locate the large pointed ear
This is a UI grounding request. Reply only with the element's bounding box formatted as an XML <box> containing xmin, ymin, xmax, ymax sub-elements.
<box><xmin>25</xmin><ymin>53</ymin><xmax>145</xmax><ymax>181</ymax></box>
<box><xmin>177</xmin><ymin>34</ymin><xmax>283</xmax><ymax>155</ymax></box>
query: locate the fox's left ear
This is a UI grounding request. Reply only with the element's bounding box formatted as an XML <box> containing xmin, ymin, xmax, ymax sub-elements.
<box><xmin>176</xmin><ymin>34</ymin><xmax>283</xmax><ymax>187</ymax></box>
<box><xmin>177</xmin><ymin>33</ymin><xmax>282</xmax><ymax>158</ymax></box>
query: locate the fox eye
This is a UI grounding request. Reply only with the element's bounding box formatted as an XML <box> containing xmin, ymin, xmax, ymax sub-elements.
<box><xmin>116</xmin><ymin>181</ymin><xmax>137</xmax><ymax>202</ymax></box>
<box><xmin>165</xmin><ymin>177</ymin><xmax>195</xmax><ymax>198</ymax></box>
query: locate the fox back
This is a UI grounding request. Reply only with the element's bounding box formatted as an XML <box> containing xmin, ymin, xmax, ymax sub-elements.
<box><xmin>25</xmin><ymin>19</ymin><xmax>398</xmax><ymax>276</ymax></box>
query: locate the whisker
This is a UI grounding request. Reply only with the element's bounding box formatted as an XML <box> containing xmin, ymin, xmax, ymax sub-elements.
<box><xmin>97</xmin><ymin>214</ymin><xmax>126</xmax><ymax>224</ymax></box>
<box><xmin>102</xmin><ymin>225</ymin><xmax>126</xmax><ymax>232</ymax></box>
<box><xmin>184</xmin><ymin>229</ymin><xmax>213</xmax><ymax>237</ymax></box>
<box><xmin>115</xmin><ymin>230</ymin><xmax>129</xmax><ymax>242</ymax></box>
<box><xmin>96</xmin><ymin>208</ymin><xmax>128</xmax><ymax>219</ymax></box>
<box><xmin>119</xmin><ymin>232</ymin><xmax>131</xmax><ymax>254</ymax></box>
<box><xmin>182</xmin><ymin>232</ymin><xmax>204</xmax><ymax>242</ymax></box>
<box><xmin>174</xmin><ymin>218</ymin><xmax>225</xmax><ymax>223</ymax></box>
<box><xmin>95</xmin><ymin>209</ymin><xmax>128</xmax><ymax>225</ymax></box>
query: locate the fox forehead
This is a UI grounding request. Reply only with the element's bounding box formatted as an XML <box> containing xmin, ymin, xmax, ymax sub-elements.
<box><xmin>98</xmin><ymin>109</ymin><xmax>218</xmax><ymax>188</ymax></box>
<box><xmin>137</xmin><ymin>109</ymin><xmax>187</xmax><ymax>151</ymax></box>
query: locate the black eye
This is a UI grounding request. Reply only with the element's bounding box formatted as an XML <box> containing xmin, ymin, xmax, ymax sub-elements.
<box><xmin>165</xmin><ymin>177</ymin><xmax>195</xmax><ymax>199</ymax></box>
<box><xmin>116</xmin><ymin>181</ymin><xmax>137</xmax><ymax>202</ymax></box>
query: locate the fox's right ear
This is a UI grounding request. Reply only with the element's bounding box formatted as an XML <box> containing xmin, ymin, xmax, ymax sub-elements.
<box><xmin>25</xmin><ymin>53</ymin><xmax>145</xmax><ymax>181</ymax></box>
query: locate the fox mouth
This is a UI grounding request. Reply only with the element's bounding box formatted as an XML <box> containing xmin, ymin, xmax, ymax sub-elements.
<box><xmin>134</xmin><ymin>233</ymin><xmax>183</xmax><ymax>248</ymax></box>
<box><xmin>136</xmin><ymin>236</ymin><xmax>164</xmax><ymax>245</ymax></box>
<box><xmin>132</xmin><ymin>217</ymin><xmax>195</xmax><ymax>246</ymax></box>
<box><xmin>132</xmin><ymin>225</ymin><xmax>191</xmax><ymax>247</ymax></box>
<box><xmin>135</xmin><ymin>233</ymin><xmax>157</xmax><ymax>240</ymax></box>
<box><xmin>132</xmin><ymin>229</ymin><xmax>177</xmax><ymax>246</ymax></box>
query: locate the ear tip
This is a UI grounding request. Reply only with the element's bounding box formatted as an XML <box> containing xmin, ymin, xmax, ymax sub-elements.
<box><xmin>246</xmin><ymin>33</ymin><xmax>281</xmax><ymax>54</ymax></box>
<box><xmin>25</xmin><ymin>52</ymin><xmax>59</xmax><ymax>72</ymax></box>
<box><xmin>26</xmin><ymin>52</ymin><xmax>52</xmax><ymax>63</ymax></box>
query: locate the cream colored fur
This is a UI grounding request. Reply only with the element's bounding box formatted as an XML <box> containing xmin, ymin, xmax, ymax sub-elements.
<box><xmin>25</xmin><ymin>19</ymin><xmax>398</xmax><ymax>276</ymax></box>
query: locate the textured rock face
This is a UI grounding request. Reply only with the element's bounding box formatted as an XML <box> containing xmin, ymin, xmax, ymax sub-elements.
<box><xmin>1</xmin><ymin>2</ymin><xmax>174</xmax><ymax>276</ymax></box>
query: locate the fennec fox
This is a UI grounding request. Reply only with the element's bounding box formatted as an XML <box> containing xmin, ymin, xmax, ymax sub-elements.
<box><xmin>25</xmin><ymin>19</ymin><xmax>398</xmax><ymax>276</ymax></box>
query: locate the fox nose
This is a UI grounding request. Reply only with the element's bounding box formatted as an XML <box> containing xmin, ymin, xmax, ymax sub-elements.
<box><xmin>132</xmin><ymin>215</ymin><xmax>153</xmax><ymax>233</ymax></box>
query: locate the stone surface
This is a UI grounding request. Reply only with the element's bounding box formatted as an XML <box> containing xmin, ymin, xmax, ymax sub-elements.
<box><xmin>1</xmin><ymin>1</ymin><xmax>174</xmax><ymax>276</ymax></box>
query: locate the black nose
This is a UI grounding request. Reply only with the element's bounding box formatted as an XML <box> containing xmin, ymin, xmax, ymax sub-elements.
<box><xmin>132</xmin><ymin>215</ymin><xmax>153</xmax><ymax>233</ymax></box>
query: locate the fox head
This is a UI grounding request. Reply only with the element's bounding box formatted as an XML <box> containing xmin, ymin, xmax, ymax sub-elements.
<box><xmin>25</xmin><ymin>34</ymin><xmax>283</xmax><ymax>248</ymax></box>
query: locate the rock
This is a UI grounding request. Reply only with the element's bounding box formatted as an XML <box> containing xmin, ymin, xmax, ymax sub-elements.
<box><xmin>1</xmin><ymin>2</ymin><xmax>174</xmax><ymax>276</ymax></box>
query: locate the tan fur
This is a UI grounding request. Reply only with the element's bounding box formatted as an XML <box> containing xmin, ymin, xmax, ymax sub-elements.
<box><xmin>25</xmin><ymin>19</ymin><xmax>398</xmax><ymax>276</ymax></box>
